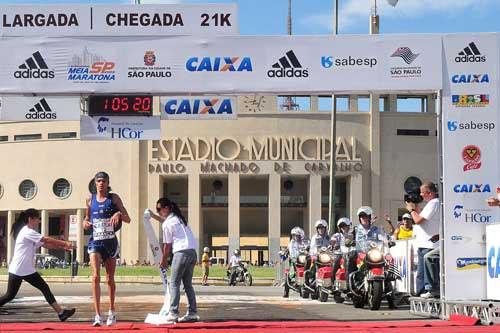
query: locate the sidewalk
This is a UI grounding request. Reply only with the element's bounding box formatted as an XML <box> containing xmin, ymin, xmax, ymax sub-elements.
<box><xmin>0</xmin><ymin>275</ymin><xmax>274</xmax><ymax>285</ymax></box>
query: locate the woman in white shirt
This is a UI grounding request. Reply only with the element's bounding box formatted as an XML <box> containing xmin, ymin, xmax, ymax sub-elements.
<box><xmin>149</xmin><ymin>198</ymin><xmax>199</xmax><ymax>323</ymax></box>
<box><xmin>0</xmin><ymin>209</ymin><xmax>76</xmax><ymax>321</ymax></box>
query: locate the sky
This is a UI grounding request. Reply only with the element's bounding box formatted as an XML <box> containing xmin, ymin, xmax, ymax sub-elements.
<box><xmin>2</xmin><ymin>0</ymin><xmax>500</xmax><ymax>36</ymax></box>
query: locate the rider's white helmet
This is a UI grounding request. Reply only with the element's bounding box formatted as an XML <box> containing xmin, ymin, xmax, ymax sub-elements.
<box><xmin>315</xmin><ymin>219</ymin><xmax>328</xmax><ymax>229</ymax></box>
<box><xmin>234</xmin><ymin>249</ymin><xmax>240</xmax><ymax>255</ymax></box>
<box><xmin>357</xmin><ymin>206</ymin><xmax>373</xmax><ymax>217</ymax></box>
<box><xmin>337</xmin><ymin>217</ymin><xmax>351</xmax><ymax>227</ymax></box>
<box><xmin>203</xmin><ymin>247</ymin><xmax>210</xmax><ymax>253</ymax></box>
<box><xmin>290</xmin><ymin>226</ymin><xmax>305</xmax><ymax>238</ymax></box>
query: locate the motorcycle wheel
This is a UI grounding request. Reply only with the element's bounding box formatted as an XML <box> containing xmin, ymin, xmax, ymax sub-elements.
<box><xmin>300</xmin><ymin>286</ymin><xmax>310</xmax><ymax>299</ymax></box>
<box><xmin>244</xmin><ymin>274</ymin><xmax>253</xmax><ymax>286</ymax></box>
<box><xmin>311</xmin><ymin>288</ymin><xmax>319</xmax><ymax>300</ymax></box>
<box><xmin>368</xmin><ymin>281</ymin><xmax>383</xmax><ymax>310</ymax></box>
<box><xmin>319</xmin><ymin>290</ymin><xmax>329</xmax><ymax>302</ymax></box>
<box><xmin>333</xmin><ymin>294</ymin><xmax>345</xmax><ymax>303</ymax></box>
<box><xmin>353</xmin><ymin>296</ymin><xmax>365</xmax><ymax>308</ymax></box>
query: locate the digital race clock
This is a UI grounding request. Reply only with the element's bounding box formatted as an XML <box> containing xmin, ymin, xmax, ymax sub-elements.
<box><xmin>88</xmin><ymin>95</ymin><xmax>153</xmax><ymax>116</ymax></box>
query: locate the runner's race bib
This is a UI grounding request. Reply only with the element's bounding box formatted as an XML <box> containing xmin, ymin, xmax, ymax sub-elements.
<box><xmin>92</xmin><ymin>218</ymin><xmax>115</xmax><ymax>240</ymax></box>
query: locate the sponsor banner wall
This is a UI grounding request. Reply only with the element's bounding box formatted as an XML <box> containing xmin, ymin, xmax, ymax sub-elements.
<box><xmin>0</xmin><ymin>4</ymin><xmax>238</xmax><ymax>36</ymax></box>
<box><xmin>442</xmin><ymin>33</ymin><xmax>500</xmax><ymax>300</ymax></box>
<box><xmin>0</xmin><ymin>96</ymin><xmax>80</xmax><ymax>121</ymax></box>
<box><xmin>389</xmin><ymin>238</ymin><xmax>418</xmax><ymax>295</ymax></box>
<box><xmin>486</xmin><ymin>223</ymin><xmax>500</xmax><ymax>300</ymax></box>
<box><xmin>80</xmin><ymin>115</ymin><xmax>160</xmax><ymax>141</ymax></box>
<box><xmin>0</xmin><ymin>35</ymin><xmax>442</xmax><ymax>94</ymax></box>
<box><xmin>160</xmin><ymin>96</ymin><xmax>237</xmax><ymax>120</ymax></box>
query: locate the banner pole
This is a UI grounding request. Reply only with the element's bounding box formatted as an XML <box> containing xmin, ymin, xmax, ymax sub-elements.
<box><xmin>436</xmin><ymin>89</ymin><xmax>446</xmax><ymax>318</ymax></box>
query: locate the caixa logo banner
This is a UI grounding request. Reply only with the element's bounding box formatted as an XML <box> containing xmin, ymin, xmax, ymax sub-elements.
<box><xmin>80</xmin><ymin>115</ymin><xmax>160</xmax><ymax>141</ymax></box>
<box><xmin>160</xmin><ymin>97</ymin><xmax>237</xmax><ymax>120</ymax></box>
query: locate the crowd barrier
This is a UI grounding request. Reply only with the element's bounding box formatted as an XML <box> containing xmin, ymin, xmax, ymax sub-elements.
<box><xmin>389</xmin><ymin>238</ymin><xmax>418</xmax><ymax>295</ymax></box>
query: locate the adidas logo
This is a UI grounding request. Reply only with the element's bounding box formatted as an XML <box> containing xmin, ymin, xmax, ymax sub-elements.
<box><xmin>455</xmin><ymin>42</ymin><xmax>486</xmax><ymax>63</ymax></box>
<box><xmin>267</xmin><ymin>50</ymin><xmax>309</xmax><ymax>78</ymax></box>
<box><xmin>26</xmin><ymin>98</ymin><xmax>56</xmax><ymax>120</ymax></box>
<box><xmin>14</xmin><ymin>51</ymin><xmax>55</xmax><ymax>79</ymax></box>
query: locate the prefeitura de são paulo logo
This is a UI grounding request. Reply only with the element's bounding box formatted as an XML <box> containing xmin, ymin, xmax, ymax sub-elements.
<box><xmin>462</xmin><ymin>145</ymin><xmax>482</xmax><ymax>172</ymax></box>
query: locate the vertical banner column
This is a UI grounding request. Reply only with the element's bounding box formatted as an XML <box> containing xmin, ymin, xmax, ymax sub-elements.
<box><xmin>188</xmin><ymin>174</ymin><xmax>202</xmax><ymax>256</ymax></box>
<box><xmin>6</xmin><ymin>210</ymin><xmax>14</xmax><ymax>264</ymax></box>
<box><xmin>41</xmin><ymin>210</ymin><xmax>49</xmax><ymax>255</ymax></box>
<box><xmin>308</xmin><ymin>174</ymin><xmax>322</xmax><ymax>236</ymax></box>
<box><xmin>268</xmin><ymin>174</ymin><xmax>281</xmax><ymax>264</ymax></box>
<box><xmin>76</xmin><ymin>209</ymin><xmax>85</xmax><ymax>264</ymax></box>
<box><xmin>228</xmin><ymin>174</ymin><xmax>240</xmax><ymax>257</ymax></box>
<box><xmin>442</xmin><ymin>33</ymin><xmax>499</xmax><ymax>300</ymax></box>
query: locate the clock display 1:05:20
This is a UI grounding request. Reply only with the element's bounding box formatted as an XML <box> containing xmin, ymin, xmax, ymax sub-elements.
<box><xmin>88</xmin><ymin>95</ymin><xmax>153</xmax><ymax>116</ymax></box>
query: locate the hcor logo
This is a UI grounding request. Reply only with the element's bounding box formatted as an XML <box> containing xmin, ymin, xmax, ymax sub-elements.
<box><xmin>185</xmin><ymin>57</ymin><xmax>253</xmax><ymax>72</ymax></box>
<box><xmin>97</xmin><ymin>117</ymin><xmax>109</xmax><ymax>133</ymax></box>
<box><xmin>453</xmin><ymin>205</ymin><xmax>463</xmax><ymax>218</ymax></box>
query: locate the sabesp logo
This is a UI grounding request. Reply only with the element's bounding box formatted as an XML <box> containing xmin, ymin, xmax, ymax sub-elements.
<box><xmin>488</xmin><ymin>246</ymin><xmax>500</xmax><ymax>278</ymax></box>
<box><xmin>453</xmin><ymin>184</ymin><xmax>491</xmax><ymax>193</ymax></box>
<box><xmin>267</xmin><ymin>50</ymin><xmax>308</xmax><ymax>78</ymax></box>
<box><xmin>447</xmin><ymin>120</ymin><xmax>495</xmax><ymax>132</ymax></box>
<box><xmin>462</xmin><ymin>145</ymin><xmax>481</xmax><ymax>172</ymax></box>
<box><xmin>186</xmin><ymin>57</ymin><xmax>253</xmax><ymax>72</ymax></box>
<box><xmin>455</xmin><ymin>42</ymin><xmax>486</xmax><ymax>63</ymax></box>
<box><xmin>451</xmin><ymin>74</ymin><xmax>489</xmax><ymax>84</ymax></box>
<box><xmin>321</xmin><ymin>55</ymin><xmax>377</xmax><ymax>68</ymax></box>
<box><xmin>14</xmin><ymin>51</ymin><xmax>55</xmax><ymax>79</ymax></box>
<box><xmin>164</xmin><ymin>99</ymin><xmax>233</xmax><ymax>115</ymax></box>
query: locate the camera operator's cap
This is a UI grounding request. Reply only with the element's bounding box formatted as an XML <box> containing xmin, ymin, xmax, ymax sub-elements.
<box><xmin>402</xmin><ymin>213</ymin><xmax>412</xmax><ymax>220</ymax></box>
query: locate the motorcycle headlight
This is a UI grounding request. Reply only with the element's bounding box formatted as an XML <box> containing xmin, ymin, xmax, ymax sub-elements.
<box><xmin>297</xmin><ymin>254</ymin><xmax>307</xmax><ymax>265</ymax></box>
<box><xmin>367</xmin><ymin>249</ymin><xmax>383</xmax><ymax>263</ymax></box>
<box><xmin>318</xmin><ymin>253</ymin><xmax>332</xmax><ymax>265</ymax></box>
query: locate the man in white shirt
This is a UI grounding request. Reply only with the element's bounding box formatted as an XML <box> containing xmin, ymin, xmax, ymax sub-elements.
<box><xmin>406</xmin><ymin>181</ymin><xmax>440</xmax><ymax>298</ymax></box>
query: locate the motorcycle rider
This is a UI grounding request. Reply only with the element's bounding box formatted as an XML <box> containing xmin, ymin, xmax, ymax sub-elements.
<box><xmin>228</xmin><ymin>249</ymin><xmax>242</xmax><ymax>286</ymax></box>
<box><xmin>345</xmin><ymin>206</ymin><xmax>386</xmax><ymax>289</ymax></box>
<box><xmin>283</xmin><ymin>227</ymin><xmax>308</xmax><ymax>298</ymax></box>
<box><xmin>310</xmin><ymin>219</ymin><xmax>331</xmax><ymax>256</ymax></box>
<box><xmin>331</xmin><ymin>217</ymin><xmax>352</xmax><ymax>285</ymax></box>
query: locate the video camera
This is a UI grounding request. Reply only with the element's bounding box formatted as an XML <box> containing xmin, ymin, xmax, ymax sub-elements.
<box><xmin>404</xmin><ymin>192</ymin><xmax>423</xmax><ymax>204</ymax></box>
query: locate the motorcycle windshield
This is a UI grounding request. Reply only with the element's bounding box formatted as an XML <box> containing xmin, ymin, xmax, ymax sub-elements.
<box><xmin>359</xmin><ymin>239</ymin><xmax>387</xmax><ymax>254</ymax></box>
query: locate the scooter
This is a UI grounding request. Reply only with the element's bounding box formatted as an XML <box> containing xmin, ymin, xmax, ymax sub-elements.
<box><xmin>349</xmin><ymin>240</ymin><xmax>401</xmax><ymax>310</ymax></box>
<box><xmin>227</xmin><ymin>263</ymin><xmax>253</xmax><ymax>286</ymax></box>
<box><xmin>283</xmin><ymin>249</ymin><xmax>309</xmax><ymax>297</ymax></box>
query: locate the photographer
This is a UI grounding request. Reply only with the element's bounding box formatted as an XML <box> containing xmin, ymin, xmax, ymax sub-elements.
<box><xmin>405</xmin><ymin>181</ymin><xmax>440</xmax><ymax>298</ymax></box>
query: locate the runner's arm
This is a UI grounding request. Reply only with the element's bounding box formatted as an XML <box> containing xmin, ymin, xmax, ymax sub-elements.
<box><xmin>112</xmin><ymin>194</ymin><xmax>131</xmax><ymax>223</ymax></box>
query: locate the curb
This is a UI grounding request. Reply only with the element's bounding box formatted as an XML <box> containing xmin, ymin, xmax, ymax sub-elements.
<box><xmin>0</xmin><ymin>275</ymin><xmax>275</xmax><ymax>286</ymax></box>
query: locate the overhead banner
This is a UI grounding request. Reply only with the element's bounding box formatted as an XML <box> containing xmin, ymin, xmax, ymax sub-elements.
<box><xmin>160</xmin><ymin>96</ymin><xmax>237</xmax><ymax>120</ymax></box>
<box><xmin>0</xmin><ymin>4</ymin><xmax>238</xmax><ymax>36</ymax></box>
<box><xmin>442</xmin><ymin>33</ymin><xmax>500</xmax><ymax>301</ymax></box>
<box><xmin>0</xmin><ymin>34</ymin><xmax>442</xmax><ymax>94</ymax></box>
<box><xmin>0</xmin><ymin>96</ymin><xmax>80</xmax><ymax>121</ymax></box>
<box><xmin>80</xmin><ymin>115</ymin><xmax>160</xmax><ymax>141</ymax></box>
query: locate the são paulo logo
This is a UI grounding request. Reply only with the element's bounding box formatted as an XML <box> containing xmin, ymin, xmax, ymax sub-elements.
<box><xmin>452</xmin><ymin>94</ymin><xmax>489</xmax><ymax>107</ymax></box>
<box><xmin>14</xmin><ymin>51</ymin><xmax>55</xmax><ymax>79</ymax></box>
<box><xmin>447</xmin><ymin>120</ymin><xmax>495</xmax><ymax>132</ymax></box>
<box><xmin>453</xmin><ymin>183</ymin><xmax>491</xmax><ymax>193</ymax></box>
<box><xmin>389</xmin><ymin>47</ymin><xmax>421</xmax><ymax>78</ymax></box>
<box><xmin>127</xmin><ymin>51</ymin><xmax>172</xmax><ymax>79</ymax></box>
<box><xmin>462</xmin><ymin>145</ymin><xmax>481</xmax><ymax>172</ymax></box>
<box><xmin>67</xmin><ymin>47</ymin><xmax>115</xmax><ymax>83</ymax></box>
<box><xmin>164</xmin><ymin>99</ymin><xmax>233</xmax><ymax>115</ymax></box>
<box><xmin>321</xmin><ymin>55</ymin><xmax>377</xmax><ymax>69</ymax></box>
<box><xmin>451</xmin><ymin>73</ymin><xmax>489</xmax><ymax>84</ymax></box>
<box><xmin>186</xmin><ymin>56</ymin><xmax>253</xmax><ymax>72</ymax></box>
<box><xmin>455</xmin><ymin>42</ymin><xmax>486</xmax><ymax>63</ymax></box>
<box><xmin>268</xmin><ymin>50</ymin><xmax>308</xmax><ymax>78</ymax></box>
<box><xmin>453</xmin><ymin>204</ymin><xmax>493</xmax><ymax>224</ymax></box>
